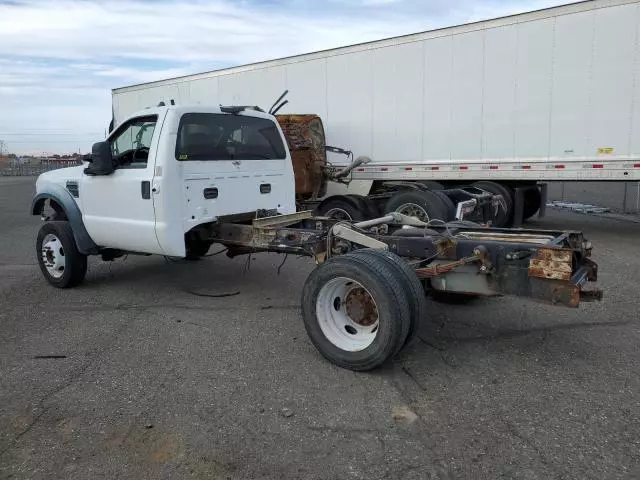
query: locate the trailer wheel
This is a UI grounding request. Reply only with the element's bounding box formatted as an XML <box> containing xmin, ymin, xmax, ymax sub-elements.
<box><xmin>316</xmin><ymin>197</ymin><xmax>366</xmax><ymax>222</ymax></box>
<box><xmin>384</xmin><ymin>190</ymin><xmax>449</xmax><ymax>222</ymax></box>
<box><xmin>432</xmin><ymin>191</ymin><xmax>456</xmax><ymax>220</ymax></box>
<box><xmin>346</xmin><ymin>194</ymin><xmax>379</xmax><ymax>219</ymax></box>
<box><xmin>350</xmin><ymin>249</ymin><xmax>427</xmax><ymax>347</ymax></box>
<box><xmin>301</xmin><ymin>251</ymin><xmax>412</xmax><ymax>371</ymax></box>
<box><xmin>418</xmin><ymin>181</ymin><xmax>444</xmax><ymax>191</ymax></box>
<box><xmin>472</xmin><ymin>181</ymin><xmax>514</xmax><ymax>227</ymax></box>
<box><xmin>36</xmin><ymin>221</ymin><xmax>87</xmax><ymax>288</ymax></box>
<box><xmin>523</xmin><ymin>187</ymin><xmax>542</xmax><ymax>220</ymax></box>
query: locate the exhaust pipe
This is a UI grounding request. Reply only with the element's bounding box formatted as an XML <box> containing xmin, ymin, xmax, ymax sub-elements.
<box><xmin>333</xmin><ymin>156</ymin><xmax>372</xmax><ymax>179</ymax></box>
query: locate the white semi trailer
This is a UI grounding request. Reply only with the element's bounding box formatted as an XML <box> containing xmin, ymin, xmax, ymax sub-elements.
<box><xmin>111</xmin><ymin>0</ymin><xmax>640</xmax><ymax>226</ymax></box>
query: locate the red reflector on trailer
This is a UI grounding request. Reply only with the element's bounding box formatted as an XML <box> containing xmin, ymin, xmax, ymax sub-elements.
<box><xmin>380</xmin><ymin>167</ymin><xmax>388</xmax><ymax>171</ymax></box>
<box><xmin>460</xmin><ymin>166</ymin><xmax>468</xmax><ymax>170</ymax></box>
<box><xmin>489</xmin><ymin>165</ymin><xmax>498</xmax><ymax>170</ymax></box>
<box><xmin>555</xmin><ymin>165</ymin><xmax>565</xmax><ymax>169</ymax></box>
<box><xmin>634</xmin><ymin>163</ymin><xmax>640</xmax><ymax>168</ymax></box>
<box><xmin>592</xmin><ymin>164</ymin><xmax>604</xmax><ymax>169</ymax></box>
<box><xmin>431</xmin><ymin>166</ymin><xmax>440</xmax><ymax>171</ymax></box>
<box><xmin>356</xmin><ymin>168</ymin><xmax>365</xmax><ymax>172</ymax></box>
<box><xmin>404</xmin><ymin>167</ymin><xmax>413</xmax><ymax>171</ymax></box>
<box><xmin>522</xmin><ymin>165</ymin><xmax>531</xmax><ymax>169</ymax></box>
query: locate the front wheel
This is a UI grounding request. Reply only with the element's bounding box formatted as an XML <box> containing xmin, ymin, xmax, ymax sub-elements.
<box><xmin>36</xmin><ymin>221</ymin><xmax>87</xmax><ymax>288</ymax></box>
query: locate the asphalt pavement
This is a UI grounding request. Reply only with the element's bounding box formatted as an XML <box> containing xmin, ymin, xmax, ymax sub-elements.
<box><xmin>1</xmin><ymin>176</ymin><xmax>639</xmax><ymax>480</ymax></box>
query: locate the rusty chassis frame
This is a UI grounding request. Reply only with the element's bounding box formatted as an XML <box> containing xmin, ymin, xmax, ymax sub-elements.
<box><xmin>208</xmin><ymin>211</ymin><xmax>602</xmax><ymax>308</ymax></box>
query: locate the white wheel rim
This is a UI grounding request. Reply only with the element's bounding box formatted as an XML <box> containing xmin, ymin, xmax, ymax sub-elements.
<box><xmin>41</xmin><ymin>233</ymin><xmax>66</xmax><ymax>279</ymax></box>
<box><xmin>396</xmin><ymin>203</ymin><xmax>430</xmax><ymax>222</ymax></box>
<box><xmin>316</xmin><ymin>277</ymin><xmax>379</xmax><ymax>352</ymax></box>
<box><xmin>324</xmin><ymin>208</ymin><xmax>353</xmax><ymax>221</ymax></box>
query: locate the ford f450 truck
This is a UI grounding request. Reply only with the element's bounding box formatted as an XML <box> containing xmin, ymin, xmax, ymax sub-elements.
<box><xmin>31</xmin><ymin>105</ymin><xmax>602</xmax><ymax>371</ymax></box>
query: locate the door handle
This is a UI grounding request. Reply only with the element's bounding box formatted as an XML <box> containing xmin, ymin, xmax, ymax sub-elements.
<box><xmin>141</xmin><ymin>181</ymin><xmax>151</xmax><ymax>199</ymax></box>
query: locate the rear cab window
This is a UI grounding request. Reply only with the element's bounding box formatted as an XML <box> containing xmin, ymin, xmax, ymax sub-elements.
<box><xmin>175</xmin><ymin>113</ymin><xmax>286</xmax><ymax>161</ymax></box>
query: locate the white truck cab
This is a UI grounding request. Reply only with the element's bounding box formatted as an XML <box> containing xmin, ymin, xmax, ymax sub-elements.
<box><xmin>32</xmin><ymin>105</ymin><xmax>296</xmax><ymax>285</ymax></box>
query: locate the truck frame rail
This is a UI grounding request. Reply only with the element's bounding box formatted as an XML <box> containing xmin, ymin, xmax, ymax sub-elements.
<box><xmin>209</xmin><ymin>211</ymin><xmax>601</xmax><ymax>309</ymax></box>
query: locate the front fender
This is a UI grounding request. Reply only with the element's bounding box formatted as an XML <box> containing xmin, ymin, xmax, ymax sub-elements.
<box><xmin>31</xmin><ymin>184</ymin><xmax>99</xmax><ymax>255</ymax></box>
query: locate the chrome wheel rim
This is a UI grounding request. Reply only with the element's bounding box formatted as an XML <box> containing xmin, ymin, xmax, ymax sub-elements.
<box><xmin>395</xmin><ymin>203</ymin><xmax>430</xmax><ymax>222</ymax></box>
<box><xmin>324</xmin><ymin>208</ymin><xmax>353</xmax><ymax>221</ymax></box>
<box><xmin>41</xmin><ymin>233</ymin><xmax>65</xmax><ymax>279</ymax></box>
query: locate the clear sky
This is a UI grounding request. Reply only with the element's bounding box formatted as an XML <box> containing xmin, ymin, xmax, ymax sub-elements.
<box><xmin>0</xmin><ymin>0</ymin><xmax>567</xmax><ymax>155</ymax></box>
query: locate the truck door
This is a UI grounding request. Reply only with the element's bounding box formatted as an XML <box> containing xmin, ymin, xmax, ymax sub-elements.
<box><xmin>80</xmin><ymin>114</ymin><xmax>166</xmax><ymax>254</ymax></box>
<box><xmin>174</xmin><ymin>111</ymin><xmax>296</xmax><ymax>229</ymax></box>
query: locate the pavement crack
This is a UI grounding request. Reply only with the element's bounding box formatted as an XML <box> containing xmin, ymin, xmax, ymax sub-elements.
<box><xmin>400</xmin><ymin>365</ymin><xmax>427</xmax><ymax>392</ymax></box>
<box><xmin>306</xmin><ymin>425</ymin><xmax>383</xmax><ymax>434</ymax></box>
<box><xmin>0</xmin><ymin>358</ymin><xmax>93</xmax><ymax>459</ymax></box>
<box><xmin>500</xmin><ymin>418</ymin><xmax>562</xmax><ymax>477</ymax></box>
<box><xmin>0</xmin><ymin>408</ymin><xmax>49</xmax><ymax>459</ymax></box>
<box><xmin>0</xmin><ymin>307</ymin><xmax>139</xmax><ymax>459</ymax></box>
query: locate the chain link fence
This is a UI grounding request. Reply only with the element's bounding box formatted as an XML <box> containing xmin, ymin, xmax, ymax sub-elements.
<box><xmin>0</xmin><ymin>160</ymin><xmax>83</xmax><ymax>176</ymax></box>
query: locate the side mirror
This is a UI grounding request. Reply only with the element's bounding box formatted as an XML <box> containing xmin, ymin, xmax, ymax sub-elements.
<box><xmin>84</xmin><ymin>141</ymin><xmax>114</xmax><ymax>176</ymax></box>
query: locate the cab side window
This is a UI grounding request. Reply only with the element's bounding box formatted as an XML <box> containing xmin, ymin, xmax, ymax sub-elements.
<box><xmin>109</xmin><ymin>115</ymin><xmax>158</xmax><ymax>169</ymax></box>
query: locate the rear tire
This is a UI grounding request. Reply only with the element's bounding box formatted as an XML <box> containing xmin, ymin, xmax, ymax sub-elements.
<box><xmin>346</xmin><ymin>194</ymin><xmax>378</xmax><ymax>220</ymax></box>
<box><xmin>36</xmin><ymin>221</ymin><xmax>87</xmax><ymax>288</ymax></box>
<box><xmin>350</xmin><ymin>249</ymin><xmax>427</xmax><ymax>347</ymax></box>
<box><xmin>472</xmin><ymin>181</ymin><xmax>514</xmax><ymax>227</ymax></box>
<box><xmin>384</xmin><ymin>190</ymin><xmax>449</xmax><ymax>222</ymax></box>
<box><xmin>316</xmin><ymin>197</ymin><xmax>366</xmax><ymax>222</ymax></box>
<box><xmin>301</xmin><ymin>251</ymin><xmax>412</xmax><ymax>371</ymax></box>
<box><xmin>431</xmin><ymin>190</ymin><xmax>456</xmax><ymax>221</ymax></box>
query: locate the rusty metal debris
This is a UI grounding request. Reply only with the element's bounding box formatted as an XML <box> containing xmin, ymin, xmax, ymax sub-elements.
<box><xmin>345</xmin><ymin>287</ymin><xmax>379</xmax><ymax>326</ymax></box>
<box><xmin>276</xmin><ymin>115</ymin><xmax>327</xmax><ymax>199</ymax></box>
<box><xmin>528</xmin><ymin>247</ymin><xmax>574</xmax><ymax>281</ymax></box>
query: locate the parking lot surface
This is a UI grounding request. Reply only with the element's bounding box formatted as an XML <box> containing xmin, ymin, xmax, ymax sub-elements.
<box><xmin>1</xmin><ymin>176</ymin><xmax>639</xmax><ymax>480</ymax></box>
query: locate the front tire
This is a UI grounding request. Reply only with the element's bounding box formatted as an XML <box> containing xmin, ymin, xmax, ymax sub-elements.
<box><xmin>36</xmin><ymin>221</ymin><xmax>87</xmax><ymax>288</ymax></box>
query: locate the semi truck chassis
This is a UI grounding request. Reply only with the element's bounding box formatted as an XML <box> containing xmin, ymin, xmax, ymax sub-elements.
<box><xmin>201</xmin><ymin>210</ymin><xmax>602</xmax><ymax>370</ymax></box>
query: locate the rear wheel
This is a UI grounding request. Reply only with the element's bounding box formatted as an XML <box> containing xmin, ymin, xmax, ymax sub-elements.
<box><xmin>472</xmin><ymin>181</ymin><xmax>514</xmax><ymax>227</ymax></box>
<box><xmin>346</xmin><ymin>194</ymin><xmax>379</xmax><ymax>219</ymax></box>
<box><xmin>316</xmin><ymin>197</ymin><xmax>366</xmax><ymax>222</ymax></box>
<box><xmin>384</xmin><ymin>190</ymin><xmax>449</xmax><ymax>223</ymax></box>
<box><xmin>350</xmin><ymin>249</ymin><xmax>427</xmax><ymax>347</ymax></box>
<box><xmin>431</xmin><ymin>190</ymin><xmax>456</xmax><ymax>221</ymax></box>
<box><xmin>36</xmin><ymin>221</ymin><xmax>87</xmax><ymax>288</ymax></box>
<box><xmin>301</xmin><ymin>251</ymin><xmax>412</xmax><ymax>371</ymax></box>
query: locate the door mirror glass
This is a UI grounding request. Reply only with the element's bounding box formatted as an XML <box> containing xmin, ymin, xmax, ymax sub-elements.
<box><xmin>84</xmin><ymin>141</ymin><xmax>114</xmax><ymax>176</ymax></box>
